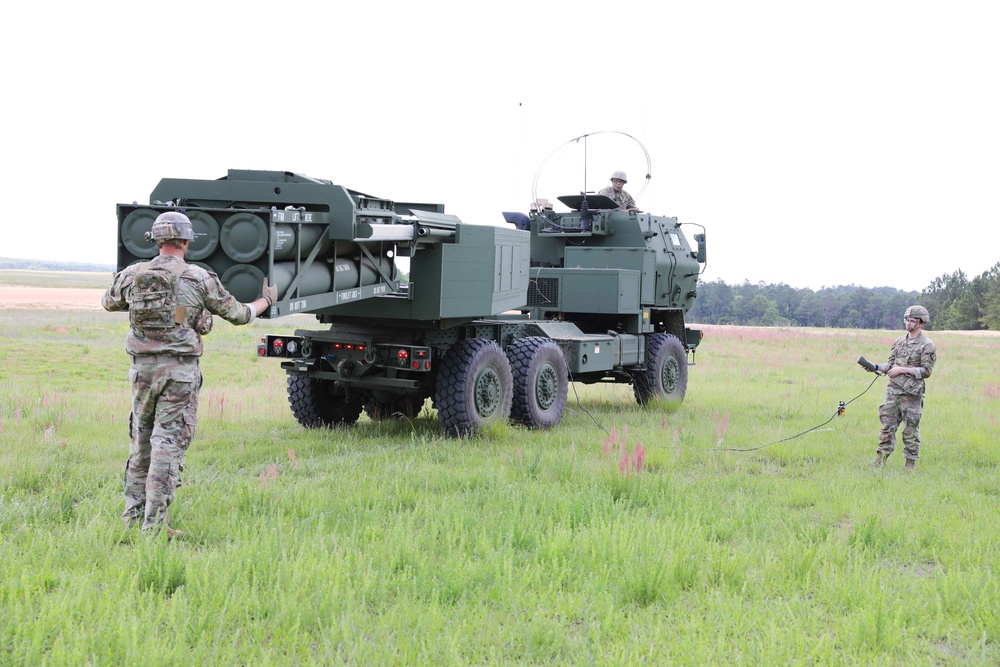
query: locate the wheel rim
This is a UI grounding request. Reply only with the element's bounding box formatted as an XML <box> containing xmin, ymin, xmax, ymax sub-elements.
<box><xmin>474</xmin><ymin>365</ymin><xmax>503</xmax><ymax>419</ymax></box>
<box><xmin>535</xmin><ymin>362</ymin><xmax>559</xmax><ymax>411</ymax></box>
<box><xmin>661</xmin><ymin>355</ymin><xmax>680</xmax><ymax>395</ymax></box>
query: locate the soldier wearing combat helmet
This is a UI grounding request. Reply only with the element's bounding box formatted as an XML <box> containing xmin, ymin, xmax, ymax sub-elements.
<box><xmin>864</xmin><ymin>305</ymin><xmax>937</xmax><ymax>470</ymax></box>
<box><xmin>103</xmin><ymin>210</ymin><xmax>278</xmax><ymax>537</ymax></box>
<box><xmin>597</xmin><ymin>170</ymin><xmax>639</xmax><ymax>212</ymax></box>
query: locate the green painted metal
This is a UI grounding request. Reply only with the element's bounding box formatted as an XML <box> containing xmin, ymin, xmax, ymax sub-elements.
<box><xmin>116</xmin><ymin>169</ymin><xmax>530</xmax><ymax>326</ymax></box>
<box><xmin>116</xmin><ymin>169</ymin><xmax>707</xmax><ymax>434</ymax></box>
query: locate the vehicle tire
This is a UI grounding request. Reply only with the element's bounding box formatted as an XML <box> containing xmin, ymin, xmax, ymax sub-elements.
<box><xmin>286</xmin><ymin>374</ymin><xmax>362</xmax><ymax>428</ymax></box>
<box><xmin>633</xmin><ymin>333</ymin><xmax>687</xmax><ymax>406</ymax></box>
<box><xmin>434</xmin><ymin>338</ymin><xmax>513</xmax><ymax>437</ymax></box>
<box><xmin>363</xmin><ymin>395</ymin><xmax>424</xmax><ymax>421</ymax></box>
<box><xmin>507</xmin><ymin>337</ymin><xmax>568</xmax><ymax>429</ymax></box>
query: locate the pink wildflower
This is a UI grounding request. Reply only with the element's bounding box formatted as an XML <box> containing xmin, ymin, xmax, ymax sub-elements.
<box><xmin>602</xmin><ymin>426</ymin><xmax>618</xmax><ymax>455</ymax></box>
<box><xmin>260</xmin><ymin>464</ymin><xmax>278</xmax><ymax>488</ymax></box>
<box><xmin>714</xmin><ymin>411</ymin><xmax>730</xmax><ymax>443</ymax></box>
<box><xmin>632</xmin><ymin>442</ymin><xmax>646</xmax><ymax>472</ymax></box>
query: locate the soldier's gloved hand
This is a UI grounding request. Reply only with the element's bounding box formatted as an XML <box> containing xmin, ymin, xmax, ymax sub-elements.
<box><xmin>262</xmin><ymin>279</ymin><xmax>278</xmax><ymax>306</ymax></box>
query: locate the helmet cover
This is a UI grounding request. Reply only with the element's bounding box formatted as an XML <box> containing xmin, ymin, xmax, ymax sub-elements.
<box><xmin>147</xmin><ymin>211</ymin><xmax>195</xmax><ymax>242</ymax></box>
<box><xmin>904</xmin><ymin>305</ymin><xmax>930</xmax><ymax>323</ymax></box>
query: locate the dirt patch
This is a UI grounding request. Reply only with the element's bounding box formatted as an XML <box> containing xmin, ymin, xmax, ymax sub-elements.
<box><xmin>0</xmin><ymin>286</ymin><xmax>106</xmax><ymax>310</ymax></box>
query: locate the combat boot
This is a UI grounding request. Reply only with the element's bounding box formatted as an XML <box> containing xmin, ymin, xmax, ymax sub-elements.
<box><xmin>872</xmin><ymin>451</ymin><xmax>889</xmax><ymax>466</ymax></box>
<box><xmin>142</xmin><ymin>525</ymin><xmax>183</xmax><ymax>540</ymax></box>
<box><xmin>905</xmin><ymin>459</ymin><xmax>915</xmax><ymax>471</ymax></box>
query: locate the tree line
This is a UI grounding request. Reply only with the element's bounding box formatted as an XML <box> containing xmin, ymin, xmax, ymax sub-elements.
<box><xmin>4</xmin><ymin>254</ymin><xmax>998</xmax><ymax>331</ymax></box>
<box><xmin>689</xmin><ymin>262</ymin><xmax>1000</xmax><ymax>330</ymax></box>
<box><xmin>0</xmin><ymin>257</ymin><xmax>115</xmax><ymax>273</ymax></box>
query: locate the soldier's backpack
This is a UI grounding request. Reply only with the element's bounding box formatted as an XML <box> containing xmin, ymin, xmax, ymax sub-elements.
<box><xmin>128</xmin><ymin>261</ymin><xmax>189</xmax><ymax>330</ymax></box>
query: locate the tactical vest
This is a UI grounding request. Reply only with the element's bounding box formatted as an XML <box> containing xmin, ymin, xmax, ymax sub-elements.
<box><xmin>129</xmin><ymin>261</ymin><xmax>189</xmax><ymax>331</ymax></box>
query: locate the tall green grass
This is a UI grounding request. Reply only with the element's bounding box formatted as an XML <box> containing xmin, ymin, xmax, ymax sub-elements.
<box><xmin>2</xmin><ymin>292</ymin><xmax>999</xmax><ymax>665</ymax></box>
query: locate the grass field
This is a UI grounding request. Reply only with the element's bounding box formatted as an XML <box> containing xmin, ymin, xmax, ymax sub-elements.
<box><xmin>0</xmin><ymin>269</ymin><xmax>112</xmax><ymax>289</ymax></box>
<box><xmin>2</xmin><ymin>274</ymin><xmax>999</xmax><ymax>665</ymax></box>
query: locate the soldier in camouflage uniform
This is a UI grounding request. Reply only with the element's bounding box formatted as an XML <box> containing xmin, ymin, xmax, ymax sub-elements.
<box><xmin>598</xmin><ymin>170</ymin><xmax>639</xmax><ymax>212</ymax></box>
<box><xmin>103</xmin><ymin>211</ymin><xmax>277</xmax><ymax>536</ymax></box>
<box><xmin>868</xmin><ymin>305</ymin><xmax>937</xmax><ymax>470</ymax></box>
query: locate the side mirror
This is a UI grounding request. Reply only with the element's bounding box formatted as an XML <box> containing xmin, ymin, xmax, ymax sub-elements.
<box><xmin>693</xmin><ymin>233</ymin><xmax>707</xmax><ymax>264</ymax></box>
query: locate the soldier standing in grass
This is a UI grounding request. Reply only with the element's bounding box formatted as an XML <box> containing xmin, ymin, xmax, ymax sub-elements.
<box><xmin>103</xmin><ymin>211</ymin><xmax>277</xmax><ymax>537</ymax></box>
<box><xmin>869</xmin><ymin>305</ymin><xmax>937</xmax><ymax>470</ymax></box>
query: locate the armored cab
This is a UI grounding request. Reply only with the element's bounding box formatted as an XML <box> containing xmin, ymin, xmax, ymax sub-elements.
<box><xmin>520</xmin><ymin>193</ymin><xmax>705</xmax><ymax>354</ymax></box>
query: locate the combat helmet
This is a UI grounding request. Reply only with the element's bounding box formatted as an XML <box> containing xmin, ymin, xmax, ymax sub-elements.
<box><xmin>146</xmin><ymin>211</ymin><xmax>195</xmax><ymax>242</ymax></box>
<box><xmin>904</xmin><ymin>305</ymin><xmax>930</xmax><ymax>324</ymax></box>
<box><xmin>610</xmin><ymin>170</ymin><xmax>628</xmax><ymax>183</ymax></box>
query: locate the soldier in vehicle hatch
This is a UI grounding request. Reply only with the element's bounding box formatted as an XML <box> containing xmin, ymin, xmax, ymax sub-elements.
<box><xmin>103</xmin><ymin>211</ymin><xmax>277</xmax><ymax>538</ymax></box>
<box><xmin>866</xmin><ymin>305</ymin><xmax>937</xmax><ymax>471</ymax></box>
<box><xmin>598</xmin><ymin>170</ymin><xmax>639</xmax><ymax>212</ymax></box>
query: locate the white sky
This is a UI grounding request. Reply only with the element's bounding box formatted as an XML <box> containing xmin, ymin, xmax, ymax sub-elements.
<box><xmin>2</xmin><ymin>0</ymin><xmax>997</xmax><ymax>292</ymax></box>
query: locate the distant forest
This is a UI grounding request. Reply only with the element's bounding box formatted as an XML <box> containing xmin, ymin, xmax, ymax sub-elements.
<box><xmin>0</xmin><ymin>257</ymin><xmax>115</xmax><ymax>273</ymax></box>
<box><xmin>4</xmin><ymin>256</ymin><xmax>998</xmax><ymax>331</ymax></box>
<box><xmin>690</xmin><ymin>262</ymin><xmax>1000</xmax><ymax>331</ymax></box>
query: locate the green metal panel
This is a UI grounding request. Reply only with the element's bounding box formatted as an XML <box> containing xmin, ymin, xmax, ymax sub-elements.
<box><xmin>531</xmin><ymin>267</ymin><xmax>641</xmax><ymax>314</ymax></box>
<box><xmin>439</xmin><ymin>225</ymin><xmax>530</xmax><ymax>318</ymax></box>
<box><xmin>555</xmin><ymin>334</ymin><xmax>618</xmax><ymax>373</ymax></box>
<box><xmin>519</xmin><ymin>320</ymin><xmax>589</xmax><ymax>338</ymax></box>
<box><xmin>686</xmin><ymin>327</ymin><xmax>704</xmax><ymax>349</ymax></box>
<box><xmin>616</xmin><ymin>332</ymin><xmax>641</xmax><ymax>367</ymax></box>
<box><xmin>563</xmin><ymin>246</ymin><xmax>656</xmax><ymax>305</ymax></box>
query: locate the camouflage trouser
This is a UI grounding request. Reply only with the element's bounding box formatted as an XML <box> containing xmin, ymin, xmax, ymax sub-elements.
<box><xmin>123</xmin><ymin>357</ymin><xmax>202</xmax><ymax>530</ymax></box>
<box><xmin>176</xmin><ymin>383</ymin><xmax>200</xmax><ymax>483</ymax></box>
<box><xmin>876</xmin><ymin>390</ymin><xmax>923</xmax><ymax>461</ymax></box>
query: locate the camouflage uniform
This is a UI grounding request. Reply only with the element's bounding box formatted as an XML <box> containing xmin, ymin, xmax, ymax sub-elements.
<box><xmin>103</xmin><ymin>254</ymin><xmax>255</xmax><ymax>530</ymax></box>
<box><xmin>876</xmin><ymin>331</ymin><xmax>937</xmax><ymax>461</ymax></box>
<box><xmin>597</xmin><ymin>185</ymin><xmax>637</xmax><ymax>211</ymax></box>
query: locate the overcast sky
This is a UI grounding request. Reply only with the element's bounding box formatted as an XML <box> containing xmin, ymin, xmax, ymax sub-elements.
<box><xmin>3</xmin><ymin>0</ymin><xmax>997</xmax><ymax>292</ymax></box>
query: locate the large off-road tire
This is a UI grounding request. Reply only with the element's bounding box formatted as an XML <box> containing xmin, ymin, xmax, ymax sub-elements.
<box><xmin>633</xmin><ymin>333</ymin><xmax>688</xmax><ymax>406</ymax></box>
<box><xmin>286</xmin><ymin>374</ymin><xmax>362</xmax><ymax>428</ymax></box>
<box><xmin>507</xmin><ymin>337</ymin><xmax>569</xmax><ymax>429</ymax></box>
<box><xmin>434</xmin><ymin>338</ymin><xmax>513</xmax><ymax>437</ymax></box>
<box><xmin>363</xmin><ymin>395</ymin><xmax>424</xmax><ymax>421</ymax></box>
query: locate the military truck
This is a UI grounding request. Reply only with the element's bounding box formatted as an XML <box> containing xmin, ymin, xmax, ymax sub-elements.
<box><xmin>115</xmin><ymin>169</ymin><xmax>706</xmax><ymax>436</ymax></box>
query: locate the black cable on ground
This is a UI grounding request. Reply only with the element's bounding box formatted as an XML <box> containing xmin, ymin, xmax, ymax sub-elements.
<box><xmin>568</xmin><ymin>372</ymin><xmax>611</xmax><ymax>436</ymax></box>
<box><xmin>711</xmin><ymin>373</ymin><xmax>883</xmax><ymax>453</ymax></box>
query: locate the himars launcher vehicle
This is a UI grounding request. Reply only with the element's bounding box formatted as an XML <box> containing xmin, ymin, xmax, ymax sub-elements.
<box><xmin>115</xmin><ymin>168</ymin><xmax>706</xmax><ymax>436</ymax></box>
